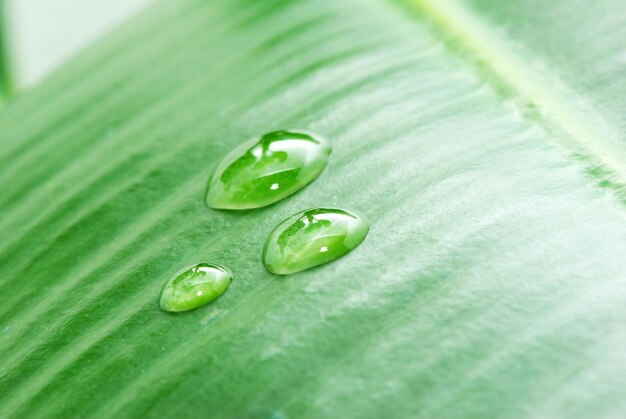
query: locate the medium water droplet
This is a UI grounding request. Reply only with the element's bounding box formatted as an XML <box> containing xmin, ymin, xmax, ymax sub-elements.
<box><xmin>263</xmin><ymin>208</ymin><xmax>369</xmax><ymax>275</ymax></box>
<box><xmin>205</xmin><ymin>130</ymin><xmax>332</xmax><ymax>210</ymax></box>
<box><xmin>160</xmin><ymin>263</ymin><xmax>232</xmax><ymax>312</ymax></box>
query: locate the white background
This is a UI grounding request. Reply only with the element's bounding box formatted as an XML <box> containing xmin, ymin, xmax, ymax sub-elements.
<box><xmin>6</xmin><ymin>0</ymin><xmax>153</xmax><ymax>88</ymax></box>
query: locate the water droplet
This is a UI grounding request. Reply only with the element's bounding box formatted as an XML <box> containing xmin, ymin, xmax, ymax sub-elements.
<box><xmin>160</xmin><ymin>263</ymin><xmax>232</xmax><ymax>312</ymax></box>
<box><xmin>262</xmin><ymin>208</ymin><xmax>369</xmax><ymax>275</ymax></box>
<box><xmin>205</xmin><ymin>130</ymin><xmax>332</xmax><ymax>210</ymax></box>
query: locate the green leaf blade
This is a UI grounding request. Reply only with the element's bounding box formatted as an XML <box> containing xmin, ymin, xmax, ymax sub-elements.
<box><xmin>1</xmin><ymin>0</ymin><xmax>626</xmax><ymax>418</ymax></box>
<box><xmin>0</xmin><ymin>0</ymin><xmax>14</xmax><ymax>103</ymax></box>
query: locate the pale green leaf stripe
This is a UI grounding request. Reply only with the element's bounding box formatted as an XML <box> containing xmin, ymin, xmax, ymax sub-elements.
<box><xmin>1</xmin><ymin>0</ymin><xmax>626</xmax><ymax>418</ymax></box>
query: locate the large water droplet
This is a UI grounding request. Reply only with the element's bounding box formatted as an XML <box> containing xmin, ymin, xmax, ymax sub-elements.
<box><xmin>262</xmin><ymin>208</ymin><xmax>369</xmax><ymax>275</ymax></box>
<box><xmin>205</xmin><ymin>130</ymin><xmax>332</xmax><ymax>210</ymax></box>
<box><xmin>160</xmin><ymin>263</ymin><xmax>232</xmax><ymax>312</ymax></box>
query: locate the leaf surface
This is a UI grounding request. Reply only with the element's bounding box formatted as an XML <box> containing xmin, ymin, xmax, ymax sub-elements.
<box><xmin>1</xmin><ymin>0</ymin><xmax>626</xmax><ymax>417</ymax></box>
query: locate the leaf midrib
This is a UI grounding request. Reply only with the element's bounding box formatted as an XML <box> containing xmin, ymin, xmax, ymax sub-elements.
<box><xmin>408</xmin><ymin>0</ymin><xmax>626</xmax><ymax>184</ymax></box>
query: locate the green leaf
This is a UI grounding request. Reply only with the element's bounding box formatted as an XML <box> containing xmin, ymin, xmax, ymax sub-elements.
<box><xmin>0</xmin><ymin>0</ymin><xmax>14</xmax><ymax>102</ymax></box>
<box><xmin>1</xmin><ymin>0</ymin><xmax>626</xmax><ymax>417</ymax></box>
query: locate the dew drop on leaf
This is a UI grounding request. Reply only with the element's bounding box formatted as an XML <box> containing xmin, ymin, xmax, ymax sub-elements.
<box><xmin>262</xmin><ymin>208</ymin><xmax>369</xmax><ymax>275</ymax></box>
<box><xmin>205</xmin><ymin>130</ymin><xmax>332</xmax><ymax>210</ymax></box>
<box><xmin>159</xmin><ymin>263</ymin><xmax>233</xmax><ymax>312</ymax></box>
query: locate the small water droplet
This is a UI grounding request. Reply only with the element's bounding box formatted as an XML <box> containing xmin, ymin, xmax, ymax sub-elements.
<box><xmin>262</xmin><ymin>208</ymin><xmax>369</xmax><ymax>275</ymax></box>
<box><xmin>160</xmin><ymin>263</ymin><xmax>232</xmax><ymax>312</ymax></box>
<box><xmin>205</xmin><ymin>130</ymin><xmax>332</xmax><ymax>210</ymax></box>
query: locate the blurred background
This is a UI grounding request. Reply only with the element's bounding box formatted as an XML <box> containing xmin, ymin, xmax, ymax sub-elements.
<box><xmin>4</xmin><ymin>0</ymin><xmax>153</xmax><ymax>89</ymax></box>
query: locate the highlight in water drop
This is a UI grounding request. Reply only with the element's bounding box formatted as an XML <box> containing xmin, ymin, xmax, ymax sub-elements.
<box><xmin>205</xmin><ymin>130</ymin><xmax>332</xmax><ymax>210</ymax></box>
<box><xmin>160</xmin><ymin>263</ymin><xmax>232</xmax><ymax>312</ymax></box>
<box><xmin>262</xmin><ymin>208</ymin><xmax>369</xmax><ymax>275</ymax></box>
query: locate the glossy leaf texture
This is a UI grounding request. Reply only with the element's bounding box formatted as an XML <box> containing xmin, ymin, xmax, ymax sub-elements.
<box><xmin>1</xmin><ymin>0</ymin><xmax>626</xmax><ymax>417</ymax></box>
